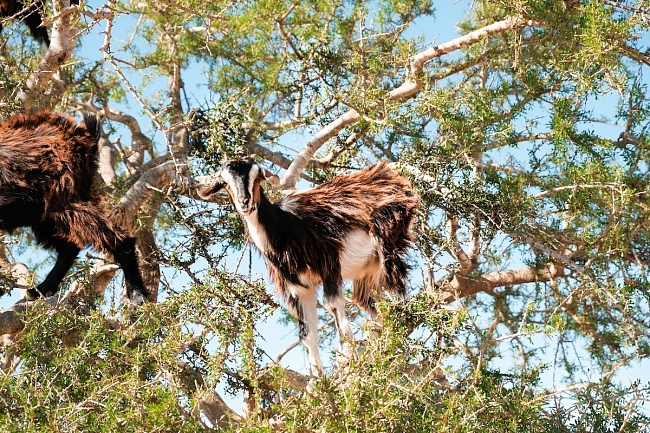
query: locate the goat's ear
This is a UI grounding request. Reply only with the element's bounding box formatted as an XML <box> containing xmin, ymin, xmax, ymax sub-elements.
<box><xmin>260</xmin><ymin>168</ymin><xmax>280</xmax><ymax>186</ymax></box>
<box><xmin>195</xmin><ymin>174</ymin><xmax>226</xmax><ymax>200</ymax></box>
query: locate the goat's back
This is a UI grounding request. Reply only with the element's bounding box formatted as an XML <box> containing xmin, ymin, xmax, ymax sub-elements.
<box><xmin>0</xmin><ymin>111</ymin><xmax>100</xmax><ymax>204</ymax></box>
<box><xmin>279</xmin><ymin>162</ymin><xmax>417</xmax><ymax>230</ymax></box>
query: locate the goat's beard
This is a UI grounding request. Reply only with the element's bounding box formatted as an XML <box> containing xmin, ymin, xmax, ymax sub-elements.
<box><xmin>237</xmin><ymin>204</ymin><xmax>258</xmax><ymax>215</ymax></box>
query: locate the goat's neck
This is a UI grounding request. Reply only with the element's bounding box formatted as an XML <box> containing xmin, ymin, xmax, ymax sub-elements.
<box><xmin>241</xmin><ymin>191</ymin><xmax>289</xmax><ymax>255</ymax></box>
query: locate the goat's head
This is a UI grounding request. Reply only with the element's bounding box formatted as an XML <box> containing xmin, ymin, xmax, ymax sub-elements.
<box><xmin>196</xmin><ymin>156</ymin><xmax>279</xmax><ymax>214</ymax></box>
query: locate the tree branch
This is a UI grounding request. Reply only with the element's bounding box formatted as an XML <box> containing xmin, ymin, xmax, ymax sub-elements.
<box><xmin>446</xmin><ymin>213</ymin><xmax>473</xmax><ymax>273</ymax></box>
<box><xmin>437</xmin><ymin>263</ymin><xmax>564</xmax><ymax>303</ymax></box>
<box><xmin>279</xmin><ymin>16</ymin><xmax>542</xmax><ymax>188</ymax></box>
<box><xmin>78</xmin><ymin>102</ymin><xmax>154</xmax><ymax>173</ymax></box>
<box><xmin>533</xmin><ymin>183</ymin><xmax>625</xmax><ymax>199</ymax></box>
<box><xmin>17</xmin><ymin>0</ymin><xmax>75</xmax><ymax>108</ymax></box>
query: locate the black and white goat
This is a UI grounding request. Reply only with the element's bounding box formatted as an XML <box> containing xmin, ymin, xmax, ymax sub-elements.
<box><xmin>197</xmin><ymin>157</ymin><xmax>417</xmax><ymax>374</ymax></box>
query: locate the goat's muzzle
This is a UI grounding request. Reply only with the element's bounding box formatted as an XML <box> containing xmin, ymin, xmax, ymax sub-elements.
<box><xmin>237</xmin><ymin>196</ymin><xmax>258</xmax><ymax>214</ymax></box>
<box><xmin>195</xmin><ymin>172</ymin><xmax>226</xmax><ymax>200</ymax></box>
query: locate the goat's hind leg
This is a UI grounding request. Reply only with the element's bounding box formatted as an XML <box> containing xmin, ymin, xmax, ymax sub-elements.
<box><xmin>352</xmin><ymin>275</ymin><xmax>384</xmax><ymax>337</ymax></box>
<box><xmin>51</xmin><ymin>203</ymin><xmax>147</xmax><ymax>304</ymax></box>
<box><xmin>112</xmin><ymin>237</ymin><xmax>146</xmax><ymax>304</ymax></box>
<box><xmin>322</xmin><ymin>278</ymin><xmax>356</xmax><ymax>368</ymax></box>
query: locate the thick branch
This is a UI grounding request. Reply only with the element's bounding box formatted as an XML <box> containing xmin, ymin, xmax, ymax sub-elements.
<box><xmin>437</xmin><ymin>263</ymin><xmax>564</xmax><ymax>303</ymax></box>
<box><xmin>279</xmin><ymin>16</ymin><xmax>541</xmax><ymax>188</ymax></box>
<box><xmin>97</xmin><ymin>125</ymin><xmax>117</xmax><ymax>185</ymax></box>
<box><xmin>110</xmin><ymin>161</ymin><xmax>183</xmax><ymax>232</ymax></box>
<box><xmin>198</xmin><ymin>392</ymin><xmax>243</xmax><ymax>428</ymax></box>
<box><xmin>17</xmin><ymin>0</ymin><xmax>74</xmax><ymax>108</ymax></box>
<box><xmin>0</xmin><ymin>298</ymin><xmax>60</xmax><ymax>336</ymax></box>
<box><xmin>132</xmin><ymin>203</ymin><xmax>162</xmax><ymax>302</ymax></box>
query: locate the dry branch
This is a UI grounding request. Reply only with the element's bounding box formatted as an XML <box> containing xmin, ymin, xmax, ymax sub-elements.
<box><xmin>279</xmin><ymin>16</ymin><xmax>542</xmax><ymax>188</ymax></box>
<box><xmin>17</xmin><ymin>0</ymin><xmax>75</xmax><ymax>108</ymax></box>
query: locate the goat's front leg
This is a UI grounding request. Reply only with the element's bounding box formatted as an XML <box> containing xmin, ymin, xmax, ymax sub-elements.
<box><xmin>27</xmin><ymin>240</ymin><xmax>80</xmax><ymax>300</ymax></box>
<box><xmin>112</xmin><ymin>237</ymin><xmax>146</xmax><ymax>305</ymax></box>
<box><xmin>287</xmin><ymin>287</ymin><xmax>322</xmax><ymax>376</ymax></box>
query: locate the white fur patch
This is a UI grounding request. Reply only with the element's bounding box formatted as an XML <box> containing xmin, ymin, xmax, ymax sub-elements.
<box><xmin>292</xmin><ymin>286</ymin><xmax>322</xmax><ymax>374</ymax></box>
<box><xmin>286</xmin><ymin>281</ymin><xmax>313</xmax><ymax>299</ymax></box>
<box><xmin>248</xmin><ymin>164</ymin><xmax>259</xmax><ymax>197</ymax></box>
<box><xmin>243</xmin><ymin>212</ymin><xmax>268</xmax><ymax>254</ymax></box>
<box><xmin>220</xmin><ymin>168</ymin><xmax>234</xmax><ymax>187</ymax></box>
<box><xmin>339</xmin><ymin>230</ymin><xmax>381</xmax><ymax>280</ymax></box>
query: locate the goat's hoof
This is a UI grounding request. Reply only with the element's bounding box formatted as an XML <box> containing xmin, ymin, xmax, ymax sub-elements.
<box><xmin>123</xmin><ymin>296</ymin><xmax>146</xmax><ymax>324</ymax></box>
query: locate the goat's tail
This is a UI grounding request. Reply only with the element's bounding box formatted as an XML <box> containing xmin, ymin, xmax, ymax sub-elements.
<box><xmin>81</xmin><ymin>112</ymin><xmax>100</xmax><ymax>142</ymax></box>
<box><xmin>370</xmin><ymin>201</ymin><xmax>417</xmax><ymax>298</ymax></box>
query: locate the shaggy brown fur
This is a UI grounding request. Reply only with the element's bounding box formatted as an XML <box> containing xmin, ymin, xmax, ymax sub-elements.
<box><xmin>0</xmin><ymin>111</ymin><xmax>146</xmax><ymax>303</ymax></box>
<box><xmin>273</xmin><ymin>162</ymin><xmax>417</xmax><ymax>310</ymax></box>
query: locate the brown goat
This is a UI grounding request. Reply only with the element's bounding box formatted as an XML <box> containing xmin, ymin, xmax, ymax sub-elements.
<box><xmin>0</xmin><ymin>111</ymin><xmax>146</xmax><ymax>304</ymax></box>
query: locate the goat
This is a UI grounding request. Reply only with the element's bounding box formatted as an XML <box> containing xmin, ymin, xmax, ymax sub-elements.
<box><xmin>0</xmin><ymin>0</ymin><xmax>79</xmax><ymax>47</ymax></box>
<box><xmin>197</xmin><ymin>157</ymin><xmax>417</xmax><ymax>375</ymax></box>
<box><xmin>0</xmin><ymin>111</ymin><xmax>147</xmax><ymax>304</ymax></box>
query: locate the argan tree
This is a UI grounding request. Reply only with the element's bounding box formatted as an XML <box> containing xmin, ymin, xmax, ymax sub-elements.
<box><xmin>0</xmin><ymin>0</ymin><xmax>649</xmax><ymax>431</ymax></box>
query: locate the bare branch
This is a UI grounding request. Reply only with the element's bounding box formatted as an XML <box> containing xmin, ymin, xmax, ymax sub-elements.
<box><xmin>534</xmin><ymin>183</ymin><xmax>625</xmax><ymax>199</ymax></box>
<box><xmin>97</xmin><ymin>126</ymin><xmax>117</xmax><ymax>185</ymax></box>
<box><xmin>0</xmin><ymin>298</ymin><xmax>60</xmax><ymax>336</ymax></box>
<box><xmin>111</xmin><ymin>161</ymin><xmax>182</xmax><ymax>232</ymax></box>
<box><xmin>17</xmin><ymin>0</ymin><xmax>75</xmax><ymax>108</ymax></box>
<box><xmin>280</xmin><ymin>16</ymin><xmax>542</xmax><ymax>188</ymax></box>
<box><xmin>437</xmin><ymin>263</ymin><xmax>564</xmax><ymax>303</ymax></box>
<box><xmin>390</xmin><ymin>17</ymin><xmax>542</xmax><ymax>100</ymax></box>
<box><xmin>446</xmin><ymin>213</ymin><xmax>473</xmax><ymax>273</ymax></box>
<box><xmin>77</xmin><ymin>103</ymin><xmax>154</xmax><ymax>173</ymax></box>
<box><xmin>65</xmin><ymin>264</ymin><xmax>120</xmax><ymax>300</ymax></box>
<box><xmin>468</xmin><ymin>212</ymin><xmax>481</xmax><ymax>266</ymax></box>
<box><xmin>198</xmin><ymin>391</ymin><xmax>243</xmax><ymax>428</ymax></box>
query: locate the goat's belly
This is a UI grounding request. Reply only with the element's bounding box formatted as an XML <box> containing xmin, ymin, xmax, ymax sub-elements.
<box><xmin>340</xmin><ymin>230</ymin><xmax>382</xmax><ymax>279</ymax></box>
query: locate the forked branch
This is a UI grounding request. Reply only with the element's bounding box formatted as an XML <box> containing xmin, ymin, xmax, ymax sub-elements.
<box><xmin>279</xmin><ymin>16</ymin><xmax>542</xmax><ymax>188</ymax></box>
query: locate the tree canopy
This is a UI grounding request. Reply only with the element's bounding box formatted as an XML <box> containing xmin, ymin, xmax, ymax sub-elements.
<box><xmin>1</xmin><ymin>0</ymin><xmax>650</xmax><ymax>431</ymax></box>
